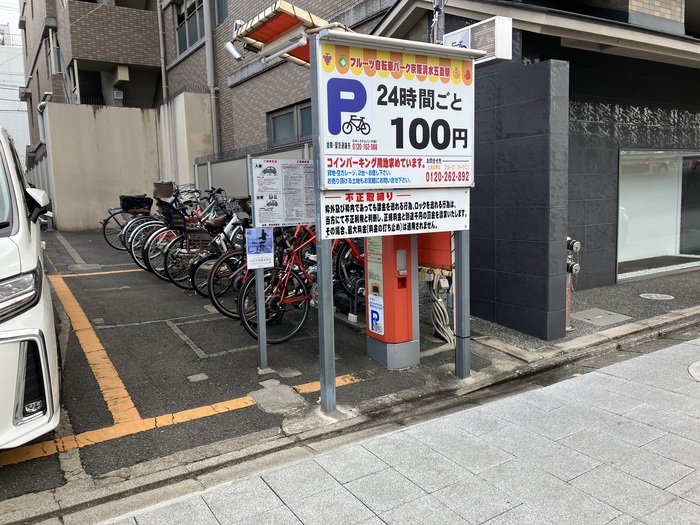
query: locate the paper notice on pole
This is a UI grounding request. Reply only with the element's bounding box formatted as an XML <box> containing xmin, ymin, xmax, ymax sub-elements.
<box><xmin>251</xmin><ymin>159</ymin><xmax>316</xmax><ymax>227</ymax></box>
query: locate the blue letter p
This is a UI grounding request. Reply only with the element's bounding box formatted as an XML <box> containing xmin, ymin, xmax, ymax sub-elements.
<box><xmin>327</xmin><ymin>78</ymin><xmax>367</xmax><ymax>135</ymax></box>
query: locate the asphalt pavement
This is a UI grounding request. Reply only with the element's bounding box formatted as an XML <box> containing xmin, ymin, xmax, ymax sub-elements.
<box><xmin>1</xmin><ymin>230</ymin><xmax>700</xmax><ymax>524</ymax></box>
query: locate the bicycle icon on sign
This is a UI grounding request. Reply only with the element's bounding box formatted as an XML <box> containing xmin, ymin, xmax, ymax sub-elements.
<box><xmin>342</xmin><ymin>115</ymin><xmax>371</xmax><ymax>135</ymax></box>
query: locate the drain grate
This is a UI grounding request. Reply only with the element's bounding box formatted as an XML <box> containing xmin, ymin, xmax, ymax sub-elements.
<box><xmin>570</xmin><ymin>308</ymin><xmax>632</xmax><ymax>327</ymax></box>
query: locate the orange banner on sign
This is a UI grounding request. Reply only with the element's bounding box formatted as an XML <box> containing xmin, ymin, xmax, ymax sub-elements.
<box><xmin>320</xmin><ymin>43</ymin><xmax>473</xmax><ymax>85</ymax></box>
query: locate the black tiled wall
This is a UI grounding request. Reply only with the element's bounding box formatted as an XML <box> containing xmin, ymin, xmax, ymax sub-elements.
<box><xmin>472</xmin><ymin>52</ymin><xmax>570</xmax><ymax>341</ymax></box>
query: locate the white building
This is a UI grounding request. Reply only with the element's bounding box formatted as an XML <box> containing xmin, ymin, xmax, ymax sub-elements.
<box><xmin>0</xmin><ymin>23</ymin><xmax>29</xmax><ymax>165</ymax></box>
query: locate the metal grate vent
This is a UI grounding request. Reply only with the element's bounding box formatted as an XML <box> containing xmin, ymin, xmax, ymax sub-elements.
<box><xmin>570</xmin><ymin>308</ymin><xmax>632</xmax><ymax>327</ymax></box>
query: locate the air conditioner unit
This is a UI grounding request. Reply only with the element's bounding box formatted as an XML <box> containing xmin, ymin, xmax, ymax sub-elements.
<box><xmin>113</xmin><ymin>90</ymin><xmax>124</xmax><ymax>100</ymax></box>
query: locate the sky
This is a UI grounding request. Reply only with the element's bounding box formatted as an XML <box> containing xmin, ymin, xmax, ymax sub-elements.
<box><xmin>0</xmin><ymin>1</ymin><xmax>19</xmax><ymax>29</ymax></box>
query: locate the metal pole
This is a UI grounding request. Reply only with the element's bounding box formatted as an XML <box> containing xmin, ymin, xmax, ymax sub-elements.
<box><xmin>454</xmin><ymin>229</ymin><xmax>471</xmax><ymax>378</ymax></box>
<box><xmin>255</xmin><ymin>268</ymin><xmax>268</xmax><ymax>369</ymax></box>
<box><xmin>310</xmin><ymin>35</ymin><xmax>336</xmax><ymax>413</ymax></box>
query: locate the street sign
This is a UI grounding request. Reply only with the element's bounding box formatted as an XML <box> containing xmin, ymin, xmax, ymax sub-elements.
<box><xmin>315</xmin><ymin>38</ymin><xmax>475</xmax><ymax>191</ymax></box>
<box><xmin>443</xmin><ymin>16</ymin><xmax>512</xmax><ymax>65</ymax></box>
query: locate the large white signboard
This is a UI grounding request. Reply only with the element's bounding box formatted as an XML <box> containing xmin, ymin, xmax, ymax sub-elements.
<box><xmin>250</xmin><ymin>159</ymin><xmax>316</xmax><ymax>227</ymax></box>
<box><xmin>316</xmin><ymin>40</ymin><xmax>475</xmax><ymax>190</ymax></box>
<box><xmin>319</xmin><ymin>187</ymin><xmax>469</xmax><ymax>239</ymax></box>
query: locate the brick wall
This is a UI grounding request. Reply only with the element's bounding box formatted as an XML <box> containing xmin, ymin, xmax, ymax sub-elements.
<box><xmin>67</xmin><ymin>2</ymin><xmax>160</xmax><ymax>66</ymax></box>
<box><xmin>629</xmin><ymin>0</ymin><xmax>684</xmax><ymax>21</ymax></box>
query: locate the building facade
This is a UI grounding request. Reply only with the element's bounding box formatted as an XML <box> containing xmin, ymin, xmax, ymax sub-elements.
<box><xmin>18</xmin><ymin>0</ymin><xmax>700</xmax><ymax>340</ymax></box>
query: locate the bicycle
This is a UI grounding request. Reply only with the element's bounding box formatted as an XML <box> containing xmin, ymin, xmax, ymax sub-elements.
<box><xmin>342</xmin><ymin>114</ymin><xmax>371</xmax><ymax>135</ymax></box>
<box><xmin>101</xmin><ymin>194</ymin><xmax>154</xmax><ymax>250</ymax></box>
<box><xmin>332</xmin><ymin>237</ymin><xmax>365</xmax><ymax>296</ymax></box>
<box><xmin>237</xmin><ymin>225</ymin><xmax>317</xmax><ymax>344</ymax></box>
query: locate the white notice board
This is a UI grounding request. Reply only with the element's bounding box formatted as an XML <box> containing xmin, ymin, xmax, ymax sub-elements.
<box><xmin>249</xmin><ymin>158</ymin><xmax>316</xmax><ymax>227</ymax></box>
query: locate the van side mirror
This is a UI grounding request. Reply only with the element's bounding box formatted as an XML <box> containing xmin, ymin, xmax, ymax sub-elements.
<box><xmin>26</xmin><ymin>187</ymin><xmax>50</xmax><ymax>223</ymax></box>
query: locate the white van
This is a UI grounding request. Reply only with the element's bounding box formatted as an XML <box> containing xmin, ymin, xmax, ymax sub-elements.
<box><xmin>0</xmin><ymin>127</ymin><xmax>60</xmax><ymax>449</ymax></box>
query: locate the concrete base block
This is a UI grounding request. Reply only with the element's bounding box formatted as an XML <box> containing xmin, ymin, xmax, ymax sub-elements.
<box><xmin>366</xmin><ymin>337</ymin><xmax>420</xmax><ymax>369</ymax></box>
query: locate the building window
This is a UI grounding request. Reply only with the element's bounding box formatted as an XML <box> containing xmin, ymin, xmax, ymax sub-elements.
<box><xmin>176</xmin><ymin>0</ymin><xmax>205</xmax><ymax>55</ymax></box>
<box><xmin>269</xmin><ymin>102</ymin><xmax>312</xmax><ymax>146</ymax></box>
<box><xmin>215</xmin><ymin>0</ymin><xmax>228</xmax><ymax>25</ymax></box>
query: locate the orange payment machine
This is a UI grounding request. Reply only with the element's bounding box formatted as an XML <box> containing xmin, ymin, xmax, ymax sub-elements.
<box><xmin>365</xmin><ymin>235</ymin><xmax>420</xmax><ymax>369</ymax></box>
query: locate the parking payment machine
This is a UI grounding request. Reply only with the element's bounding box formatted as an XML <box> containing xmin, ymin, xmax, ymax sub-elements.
<box><xmin>365</xmin><ymin>235</ymin><xmax>420</xmax><ymax>369</ymax></box>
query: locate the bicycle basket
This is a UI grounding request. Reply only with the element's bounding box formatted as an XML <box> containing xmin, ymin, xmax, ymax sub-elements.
<box><xmin>153</xmin><ymin>181</ymin><xmax>175</xmax><ymax>199</ymax></box>
<box><xmin>119</xmin><ymin>195</ymin><xmax>153</xmax><ymax>213</ymax></box>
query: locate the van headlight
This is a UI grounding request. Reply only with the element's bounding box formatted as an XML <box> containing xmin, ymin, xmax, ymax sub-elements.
<box><xmin>0</xmin><ymin>262</ymin><xmax>42</xmax><ymax>323</ymax></box>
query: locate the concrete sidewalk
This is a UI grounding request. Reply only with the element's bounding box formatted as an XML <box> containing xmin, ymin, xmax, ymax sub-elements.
<box><xmin>93</xmin><ymin>339</ymin><xmax>700</xmax><ymax>525</ymax></box>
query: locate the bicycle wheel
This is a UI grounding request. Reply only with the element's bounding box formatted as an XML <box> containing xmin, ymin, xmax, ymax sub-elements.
<box><xmin>121</xmin><ymin>215</ymin><xmax>155</xmax><ymax>250</ymax></box>
<box><xmin>144</xmin><ymin>228</ymin><xmax>179</xmax><ymax>280</ymax></box>
<box><xmin>238</xmin><ymin>269</ymin><xmax>311</xmax><ymax>344</ymax></box>
<box><xmin>190</xmin><ymin>252</ymin><xmax>219</xmax><ymax>297</ymax></box>
<box><xmin>163</xmin><ymin>237</ymin><xmax>201</xmax><ymax>289</ymax></box>
<box><xmin>207</xmin><ymin>249</ymin><xmax>246</xmax><ymax>318</ymax></box>
<box><xmin>102</xmin><ymin>211</ymin><xmax>134</xmax><ymax>251</ymax></box>
<box><xmin>126</xmin><ymin>218</ymin><xmax>160</xmax><ymax>255</ymax></box>
<box><xmin>334</xmin><ymin>238</ymin><xmax>365</xmax><ymax>295</ymax></box>
<box><xmin>129</xmin><ymin>222</ymin><xmax>163</xmax><ymax>270</ymax></box>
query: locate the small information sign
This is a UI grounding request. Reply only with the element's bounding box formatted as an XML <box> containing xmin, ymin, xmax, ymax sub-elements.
<box><xmin>246</xmin><ymin>228</ymin><xmax>274</xmax><ymax>269</ymax></box>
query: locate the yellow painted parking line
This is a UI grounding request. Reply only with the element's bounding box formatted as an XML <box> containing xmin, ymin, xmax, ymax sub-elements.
<box><xmin>0</xmin><ymin>396</ymin><xmax>256</xmax><ymax>467</ymax></box>
<box><xmin>60</xmin><ymin>269</ymin><xmax>143</xmax><ymax>278</ymax></box>
<box><xmin>293</xmin><ymin>369</ymin><xmax>380</xmax><ymax>394</ymax></box>
<box><xmin>49</xmin><ymin>275</ymin><xmax>141</xmax><ymax>424</ymax></box>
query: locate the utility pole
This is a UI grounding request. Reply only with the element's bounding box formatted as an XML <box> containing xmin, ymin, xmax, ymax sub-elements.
<box><xmin>431</xmin><ymin>0</ymin><xmax>445</xmax><ymax>44</ymax></box>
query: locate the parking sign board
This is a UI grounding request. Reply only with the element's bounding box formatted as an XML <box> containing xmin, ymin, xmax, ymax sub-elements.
<box><xmin>316</xmin><ymin>36</ymin><xmax>475</xmax><ymax>191</ymax></box>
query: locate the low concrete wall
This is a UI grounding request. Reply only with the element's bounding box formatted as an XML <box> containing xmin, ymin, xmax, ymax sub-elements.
<box><xmin>43</xmin><ymin>103</ymin><xmax>159</xmax><ymax>230</ymax></box>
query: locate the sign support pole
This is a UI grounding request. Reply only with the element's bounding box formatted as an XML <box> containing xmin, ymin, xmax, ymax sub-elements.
<box><xmin>454</xmin><ymin>229</ymin><xmax>471</xmax><ymax>378</ymax></box>
<box><xmin>310</xmin><ymin>36</ymin><xmax>337</xmax><ymax>414</ymax></box>
<box><xmin>255</xmin><ymin>268</ymin><xmax>268</xmax><ymax>369</ymax></box>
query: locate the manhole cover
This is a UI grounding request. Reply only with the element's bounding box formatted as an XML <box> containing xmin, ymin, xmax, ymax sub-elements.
<box><xmin>640</xmin><ymin>293</ymin><xmax>674</xmax><ymax>300</ymax></box>
<box><xmin>570</xmin><ymin>308</ymin><xmax>632</xmax><ymax>327</ymax></box>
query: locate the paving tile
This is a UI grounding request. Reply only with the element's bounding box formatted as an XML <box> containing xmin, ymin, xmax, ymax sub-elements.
<box><xmin>551</xmin><ymin>402</ymin><xmax>666</xmax><ymax>446</ymax></box>
<box><xmin>599</xmin><ymin>359</ymin><xmax>695</xmax><ymax>392</ymax></box>
<box><xmin>624</xmin><ymin>403</ymin><xmax>700</xmax><ymax>443</ymax></box>
<box><xmin>612</xmin><ymin>380</ymin><xmax>700</xmax><ymax>418</ymax></box>
<box><xmin>362</xmin><ymin>431</ymin><xmax>432</xmax><ymax>467</ymax></box>
<box><xmin>477</xmin><ymin>504</ymin><xmax>556</xmax><ymax>525</ymax></box>
<box><xmin>667</xmin><ymin>471</ymin><xmax>700</xmax><ymax>503</ymax></box>
<box><xmin>605</xmin><ymin>515</ymin><xmax>643</xmax><ymax>524</ymax></box>
<box><xmin>202</xmin><ymin>476</ymin><xmax>284</xmax><ymax>524</ymax></box>
<box><xmin>379</xmin><ymin>494</ymin><xmax>467</xmax><ymax>525</ymax></box>
<box><xmin>567</xmin><ymin>371</ymin><xmax>630</xmax><ymax>392</ymax></box>
<box><xmin>570</xmin><ymin>464</ymin><xmax>675</xmax><ymax>519</ymax></box>
<box><xmin>261</xmin><ymin>459</ymin><xmax>342</xmax><ymax>504</ymax></box>
<box><xmin>480</xmin><ymin>459</ymin><xmax>620</xmax><ymax>525</ymax></box>
<box><xmin>443</xmin><ymin>406</ymin><xmax>511</xmax><ymax>435</ymax></box>
<box><xmin>640</xmin><ymin>497</ymin><xmax>700</xmax><ymax>525</ymax></box>
<box><xmin>391</xmin><ymin>445</ymin><xmax>474</xmax><ymax>493</ymax></box>
<box><xmin>131</xmin><ymin>497</ymin><xmax>219</xmax><ymax>525</ymax></box>
<box><xmin>433</xmin><ymin>478</ymin><xmax>521</xmax><ymax>523</ymax></box>
<box><xmin>234</xmin><ymin>506</ymin><xmax>302</xmax><ymax>525</ymax></box>
<box><xmin>406</xmin><ymin>421</ymin><xmax>513</xmax><ymax>474</ymax></box>
<box><xmin>485</xmin><ymin>424</ymin><xmax>600</xmax><ymax>481</ymax></box>
<box><xmin>643</xmin><ymin>434</ymin><xmax>700</xmax><ymax>469</ymax></box>
<box><xmin>101</xmin><ymin>520</ymin><xmax>135</xmax><ymax>525</ymax></box>
<box><xmin>560</xmin><ymin>429</ymin><xmax>693</xmax><ymax>488</ymax></box>
<box><xmin>516</xmin><ymin>387</ymin><xmax>570</xmax><ymax>412</ymax></box>
<box><xmin>344</xmin><ymin>467</ymin><xmax>426</xmax><ymax>514</ymax></box>
<box><xmin>545</xmin><ymin>379</ymin><xmax>645</xmax><ymax>415</ymax></box>
<box><xmin>287</xmin><ymin>486</ymin><xmax>374</xmax><ymax>525</ymax></box>
<box><xmin>314</xmin><ymin>445</ymin><xmax>389</xmax><ymax>484</ymax></box>
<box><xmin>479</xmin><ymin>397</ymin><xmax>587</xmax><ymax>440</ymax></box>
